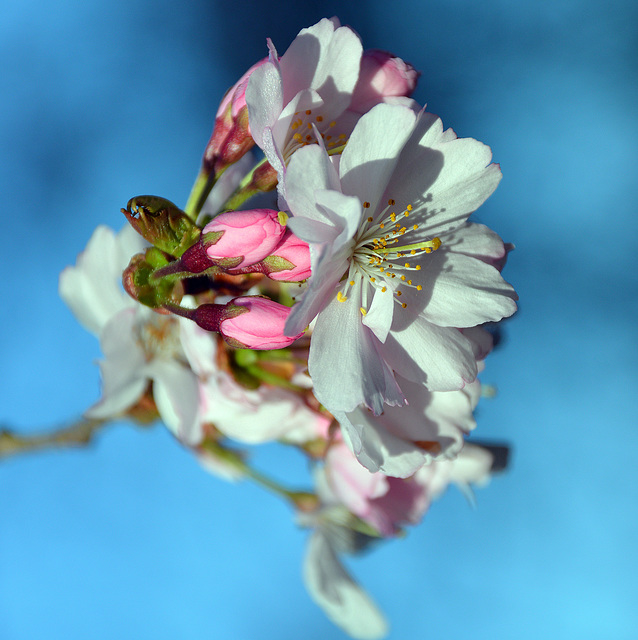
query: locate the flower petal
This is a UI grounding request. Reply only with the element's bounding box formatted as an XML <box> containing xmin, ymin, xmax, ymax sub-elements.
<box><xmin>382</xmin><ymin>316</ymin><xmax>477</xmax><ymax>390</ymax></box>
<box><xmin>304</xmin><ymin>531</ymin><xmax>388</xmax><ymax>640</ymax></box>
<box><xmin>339</xmin><ymin>103</ymin><xmax>416</xmax><ymax>212</ymax></box>
<box><xmin>309</xmin><ymin>297</ymin><xmax>405</xmax><ymax>413</ymax></box>
<box><xmin>152</xmin><ymin>360</ymin><xmax>202</xmax><ymax>446</ymax></box>
<box><xmin>285</xmin><ymin>243</ymin><xmax>349</xmax><ymax>336</ymax></box>
<box><xmin>85</xmin><ymin>308</ymin><xmax>148</xmax><ymax>418</ymax></box>
<box><xmin>284</xmin><ymin>144</ymin><xmax>341</xmax><ymax>224</ymax></box>
<box><xmin>361</xmin><ymin>282</ymin><xmax>395</xmax><ymax>343</ymax></box>
<box><xmin>382</xmin><ymin>111</ymin><xmax>502</xmax><ymax>236</ymax></box>
<box><xmin>245</xmin><ymin>59</ymin><xmax>284</xmax><ymax>148</ymax></box>
<box><xmin>408</xmin><ymin>244</ymin><xmax>518</xmax><ymax>327</ymax></box>
<box><xmin>339</xmin><ymin>410</ymin><xmax>432</xmax><ymax>478</ymax></box>
<box><xmin>59</xmin><ymin>225</ymin><xmax>144</xmax><ymax>336</ymax></box>
<box><xmin>279</xmin><ymin>18</ymin><xmax>363</xmax><ymax>121</ymax></box>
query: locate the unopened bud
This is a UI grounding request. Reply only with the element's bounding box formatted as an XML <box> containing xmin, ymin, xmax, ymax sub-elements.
<box><xmin>122</xmin><ymin>248</ymin><xmax>175</xmax><ymax>310</ymax></box>
<box><xmin>203</xmin><ymin>58</ymin><xmax>268</xmax><ymax>175</ymax></box>
<box><xmin>122</xmin><ymin>196</ymin><xmax>200</xmax><ymax>257</ymax></box>
<box><xmin>350</xmin><ymin>49</ymin><xmax>420</xmax><ymax>114</ymax></box>
<box><xmin>230</xmin><ymin>229</ymin><xmax>311</xmax><ymax>282</ymax></box>
<box><xmin>249</xmin><ymin>161</ymin><xmax>278</xmax><ymax>193</ymax></box>
<box><xmin>201</xmin><ymin>209</ymin><xmax>285</xmax><ymax>269</ymax></box>
<box><xmin>217</xmin><ymin>296</ymin><xmax>304</xmax><ymax>350</ymax></box>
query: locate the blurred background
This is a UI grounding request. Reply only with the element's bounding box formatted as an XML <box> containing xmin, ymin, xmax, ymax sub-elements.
<box><xmin>1</xmin><ymin>0</ymin><xmax>637</xmax><ymax>638</ymax></box>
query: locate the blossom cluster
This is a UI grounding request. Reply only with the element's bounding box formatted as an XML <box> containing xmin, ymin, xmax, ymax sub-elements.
<box><xmin>60</xmin><ymin>18</ymin><xmax>517</xmax><ymax>639</ymax></box>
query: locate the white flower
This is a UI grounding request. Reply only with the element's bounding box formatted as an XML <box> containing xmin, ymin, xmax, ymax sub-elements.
<box><xmin>282</xmin><ymin>102</ymin><xmax>517</xmax><ymax>415</ymax></box>
<box><xmin>246</xmin><ymin>17</ymin><xmax>363</xmax><ymax>185</ymax></box>
<box><xmin>59</xmin><ymin>225</ymin><xmax>202</xmax><ymax>445</ymax></box>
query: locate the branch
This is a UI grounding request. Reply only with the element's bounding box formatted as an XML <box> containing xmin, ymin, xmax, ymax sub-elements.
<box><xmin>0</xmin><ymin>417</ymin><xmax>109</xmax><ymax>460</ymax></box>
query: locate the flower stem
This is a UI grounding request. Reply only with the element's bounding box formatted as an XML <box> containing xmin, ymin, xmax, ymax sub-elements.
<box><xmin>184</xmin><ymin>169</ymin><xmax>217</xmax><ymax>222</ymax></box>
<box><xmin>199</xmin><ymin>438</ymin><xmax>318</xmax><ymax>511</ymax></box>
<box><xmin>242</xmin><ymin>464</ymin><xmax>318</xmax><ymax>512</ymax></box>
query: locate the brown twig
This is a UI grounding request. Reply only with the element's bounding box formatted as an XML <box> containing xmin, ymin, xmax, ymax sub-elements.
<box><xmin>0</xmin><ymin>417</ymin><xmax>109</xmax><ymax>460</ymax></box>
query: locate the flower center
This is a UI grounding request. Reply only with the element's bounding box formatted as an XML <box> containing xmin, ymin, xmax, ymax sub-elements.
<box><xmin>337</xmin><ymin>199</ymin><xmax>441</xmax><ymax>312</ymax></box>
<box><xmin>284</xmin><ymin>109</ymin><xmax>348</xmax><ymax>161</ymax></box>
<box><xmin>136</xmin><ymin>314</ymin><xmax>181</xmax><ymax>362</ymax></box>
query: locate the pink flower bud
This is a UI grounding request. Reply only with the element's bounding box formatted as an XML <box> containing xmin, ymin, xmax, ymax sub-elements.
<box><xmin>259</xmin><ymin>229</ymin><xmax>312</xmax><ymax>282</ymax></box>
<box><xmin>202</xmin><ymin>209</ymin><xmax>286</xmax><ymax>269</ymax></box>
<box><xmin>220</xmin><ymin>296</ymin><xmax>304</xmax><ymax>349</ymax></box>
<box><xmin>349</xmin><ymin>49</ymin><xmax>420</xmax><ymax>114</ymax></box>
<box><xmin>203</xmin><ymin>58</ymin><xmax>268</xmax><ymax>174</ymax></box>
<box><xmin>216</xmin><ymin>58</ymin><xmax>267</xmax><ymax>121</ymax></box>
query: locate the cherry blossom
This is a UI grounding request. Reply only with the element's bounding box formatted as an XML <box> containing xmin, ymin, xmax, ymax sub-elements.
<box><xmin>282</xmin><ymin>102</ymin><xmax>517</xmax><ymax>415</ymax></box>
<box><xmin>59</xmin><ymin>225</ymin><xmax>203</xmax><ymax>444</ymax></box>
<box><xmin>245</xmin><ymin>18</ymin><xmax>419</xmax><ymax>188</ymax></box>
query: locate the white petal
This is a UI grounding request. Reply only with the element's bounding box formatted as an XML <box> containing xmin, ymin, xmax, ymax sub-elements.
<box><xmin>284</xmin><ymin>243</ymin><xmax>349</xmax><ymax>336</ymax></box>
<box><xmin>309</xmin><ymin>297</ymin><xmax>405</xmax><ymax>414</ymax></box>
<box><xmin>383</xmin><ymin>317</ymin><xmax>477</xmax><ymax>391</ymax></box>
<box><xmin>245</xmin><ymin>60</ymin><xmax>284</xmax><ymax>149</ymax></box>
<box><xmin>412</xmin><ymin>247</ymin><xmax>518</xmax><ymax>327</ymax></box>
<box><xmin>205</xmin><ymin>381</ymin><xmax>322</xmax><ymax>444</ymax></box>
<box><xmin>85</xmin><ymin>308</ymin><xmax>148</xmax><ymax>418</ymax></box>
<box><xmin>304</xmin><ymin>531</ymin><xmax>388</xmax><ymax>640</ymax></box>
<box><xmin>284</xmin><ymin>144</ymin><xmax>341</xmax><ymax>223</ymax></box>
<box><xmin>340</xmin><ymin>103</ymin><xmax>416</xmax><ymax>212</ymax></box>
<box><xmin>382</xmin><ymin>111</ymin><xmax>502</xmax><ymax>236</ymax></box>
<box><xmin>59</xmin><ymin>225</ymin><xmax>144</xmax><ymax>336</ymax></box>
<box><xmin>313</xmin><ymin>189</ymin><xmax>362</xmax><ymax>247</ymax></box>
<box><xmin>339</xmin><ymin>410</ymin><xmax>430</xmax><ymax>478</ymax></box>
<box><xmin>152</xmin><ymin>360</ymin><xmax>202</xmax><ymax>446</ymax></box>
<box><xmin>361</xmin><ymin>284</ymin><xmax>394</xmax><ymax>343</ymax></box>
<box><xmin>443</xmin><ymin>221</ymin><xmax>508</xmax><ymax>261</ymax></box>
<box><xmin>178</xmin><ymin>318</ymin><xmax>218</xmax><ymax>378</ymax></box>
<box><xmin>279</xmin><ymin>19</ymin><xmax>362</xmax><ymax>120</ymax></box>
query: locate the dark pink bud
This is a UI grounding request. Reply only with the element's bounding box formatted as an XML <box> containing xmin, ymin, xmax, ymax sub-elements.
<box><xmin>350</xmin><ymin>49</ymin><xmax>420</xmax><ymax>114</ymax></box>
<box><xmin>219</xmin><ymin>296</ymin><xmax>304</xmax><ymax>350</ymax></box>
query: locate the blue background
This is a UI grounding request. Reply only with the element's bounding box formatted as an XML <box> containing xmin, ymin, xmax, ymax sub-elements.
<box><xmin>2</xmin><ymin>1</ymin><xmax>637</xmax><ymax>638</ymax></box>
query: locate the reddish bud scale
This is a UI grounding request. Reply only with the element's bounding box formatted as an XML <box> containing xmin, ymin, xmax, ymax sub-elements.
<box><xmin>192</xmin><ymin>303</ymin><xmax>248</xmax><ymax>334</ymax></box>
<box><xmin>178</xmin><ymin>239</ymin><xmax>225</xmax><ymax>273</ymax></box>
